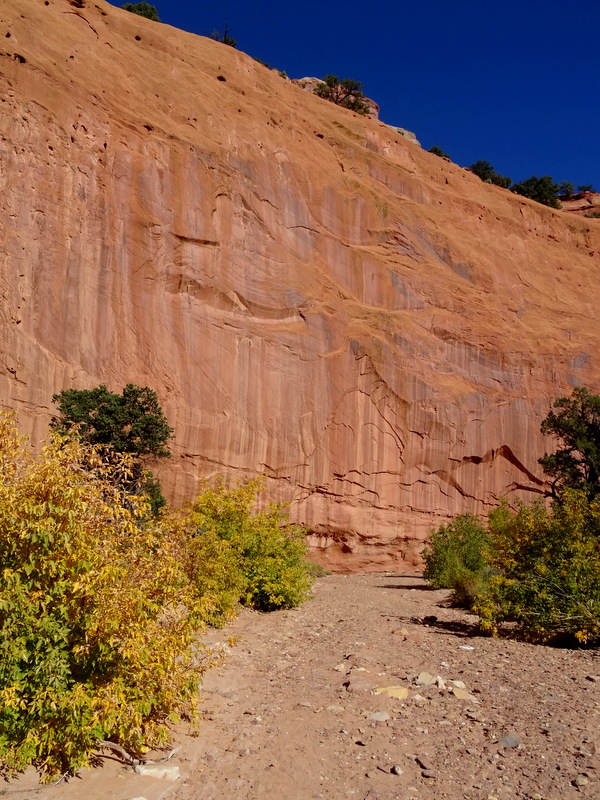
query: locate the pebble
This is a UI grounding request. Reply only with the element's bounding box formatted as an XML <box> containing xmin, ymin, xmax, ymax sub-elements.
<box><xmin>391</xmin><ymin>765</ymin><xmax>404</xmax><ymax>776</ymax></box>
<box><xmin>451</xmin><ymin>687</ymin><xmax>478</xmax><ymax>702</ymax></box>
<box><xmin>415</xmin><ymin>671</ymin><xmax>437</xmax><ymax>686</ymax></box>
<box><xmin>367</xmin><ymin>711</ymin><xmax>391</xmax><ymax>722</ymax></box>
<box><xmin>134</xmin><ymin>765</ymin><xmax>180</xmax><ymax>781</ymax></box>
<box><xmin>498</xmin><ymin>734</ymin><xmax>521</xmax><ymax>749</ymax></box>
<box><xmin>373</xmin><ymin>685</ymin><xmax>409</xmax><ymax>699</ymax></box>
<box><xmin>345</xmin><ymin>676</ymin><xmax>376</xmax><ymax>693</ymax></box>
<box><xmin>574</xmin><ymin>775</ymin><xmax>589</xmax><ymax>787</ymax></box>
<box><xmin>422</xmin><ymin>770</ymin><xmax>436</xmax><ymax>779</ymax></box>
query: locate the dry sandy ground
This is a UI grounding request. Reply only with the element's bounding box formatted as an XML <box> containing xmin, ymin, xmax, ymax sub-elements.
<box><xmin>6</xmin><ymin>575</ymin><xmax>600</xmax><ymax>800</ymax></box>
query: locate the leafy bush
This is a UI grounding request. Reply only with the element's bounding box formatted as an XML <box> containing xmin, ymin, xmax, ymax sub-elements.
<box><xmin>0</xmin><ymin>414</ymin><xmax>206</xmax><ymax>779</ymax></box>
<box><xmin>182</xmin><ymin>478</ymin><xmax>313</xmax><ymax>613</ymax></box>
<box><xmin>209</xmin><ymin>25</ymin><xmax>236</xmax><ymax>47</ymax></box>
<box><xmin>306</xmin><ymin>560</ymin><xmax>331</xmax><ymax>577</ymax></box>
<box><xmin>428</xmin><ymin>145</ymin><xmax>450</xmax><ymax>159</ymax></box>
<box><xmin>122</xmin><ymin>2</ymin><xmax>160</xmax><ymax>21</ymax></box>
<box><xmin>469</xmin><ymin>160</ymin><xmax>511</xmax><ymax>188</ymax></box>
<box><xmin>511</xmin><ymin>175</ymin><xmax>561</xmax><ymax>209</ymax></box>
<box><xmin>0</xmin><ymin>416</ymin><xmax>313</xmax><ymax>779</ymax></box>
<box><xmin>422</xmin><ymin>514</ymin><xmax>492</xmax><ymax>607</ymax></box>
<box><xmin>557</xmin><ymin>180</ymin><xmax>575</xmax><ymax>200</ymax></box>
<box><xmin>476</xmin><ymin>492</ymin><xmax>600</xmax><ymax>644</ymax></box>
<box><xmin>314</xmin><ymin>75</ymin><xmax>370</xmax><ymax>115</ymax></box>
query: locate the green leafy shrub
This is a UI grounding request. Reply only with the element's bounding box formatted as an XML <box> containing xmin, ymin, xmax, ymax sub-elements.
<box><xmin>0</xmin><ymin>414</ymin><xmax>206</xmax><ymax>779</ymax></box>
<box><xmin>428</xmin><ymin>145</ymin><xmax>450</xmax><ymax>159</ymax></box>
<box><xmin>306</xmin><ymin>560</ymin><xmax>331</xmax><ymax>577</ymax></box>
<box><xmin>512</xmin><ymin>175</ymin><xmax>561</xmax><ymax>209</ymax></box>
<box><xmin>476</xmin><ymin>492</ymin><xmax>600</xmax><ymax>644</ymax></box>
<box><xmin>0</xmin><ymin>414</ymin><xmax>313</xmax><ymax>779</ymax></box>
<box><xmin>183</xmin><ymin>478</ymin><xmax>313</xmax><ymax>613</ymax></box>
<box><xmin>557</xmin><ymin>180</ymin><xmax>575</xmax><ymax>200</ymax></box>
<box><xmin>122</xmin><ymin>2</ymin><xmax>160</xmax><ymax>22</ymax></box>
<box><xmin>314</xmin><ymin>75</ymin><xmax>370</xmax><ymax>115</ymax></box>
<box><xmin>469</xmin><ymin>160</ymin><xmax>511</xmax><ymax>188</ymax></box>
<box><xmin>422</xmin><ymin>514</ymin><xmax>491</xmax><ymax>607</ymax></box>
<box><xmin>209</xmin><ymin>24</ymin><xmax>236</xmax><ymax>47</ymax></box>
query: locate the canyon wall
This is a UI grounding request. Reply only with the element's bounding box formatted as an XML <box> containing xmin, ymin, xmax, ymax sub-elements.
<box><xmin>1</xmin><ymin>0</ymin><xmax>599</xmax><ymax>570</ymax></box>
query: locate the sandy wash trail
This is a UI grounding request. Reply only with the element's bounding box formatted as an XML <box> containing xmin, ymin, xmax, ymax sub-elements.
<box><xmin>8</xmin><ymin>574</ymin><xmax>599</xmax><ymax>800</ymax></box>
<box><xmin>175</xmin><ymin>574</ymin><xmax>599</xmax><ymax>800</ymax></box>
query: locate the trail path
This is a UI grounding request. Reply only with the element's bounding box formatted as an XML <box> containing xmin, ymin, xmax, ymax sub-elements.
<box><xmin>12</xmin><ymin>574</ymin><xmax>600</xmax><ymax>800</ymax></box>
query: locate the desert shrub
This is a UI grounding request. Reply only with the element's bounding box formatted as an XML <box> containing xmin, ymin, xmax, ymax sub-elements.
<box><xmin>476</xmin><ymin>492</ymin><xmax>600</xmax><ymax>644</ymax></box>
<box><xmin>314</xmin><ymin>75</ymin><xmax>369</xmax><ymax>115</ymax></box>
<box><xmin>0</xmin><ymin>414</ymin><xmax>207</xmax><ymax>779</ymax></box>
<box><xmin>469</xmin><ymin>160</ymin><xmax>511</xmax><ymax>188</ymax></box>
<box><xmin>184</xmin><ymin>478</ymin><xmax>313</xmax><ymax>612</ymax></box>
<box><xmin>557</xmin><ymin>181</ymin><xmax>575</xmax><ymax>200</ymax></box>
<box><xmin>422</xmin><ymin>514</ymin><xmax>492</xmax><ymax>607</ymax></box>
<box><xmin>122</xmin><ymin>2</ymin><xmax>160</xmax><ymax>22</ymax></box>
<box><xmin>160</xmin><ymin>507</ymin><xmax>246</xmax><ymax>627</ymax></box>
<box><xmin>306</xmin><ymin>560</ymin><xmax>331</xmax><ymax>577</ymax></box>
<box><xmin>209</xmin><ymin>25</ymin><xmax>236</xmax><ymax>47</ymax></box>
<box><xmin>512</xmin><ymin>175</ymin><xmax>561</xmax><ymax>209</ymax></box>
<box><xmin>428</xmin><ymin>145</ymin><xmax>450</xmax><ymax>159</ymax></box>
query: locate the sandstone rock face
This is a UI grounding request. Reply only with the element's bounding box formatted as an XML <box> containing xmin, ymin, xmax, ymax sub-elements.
<box><xmin>1</xmin><ymin>0</ymin><xmax>600</xmax><ymax>571</ymax></box>
<box><xmin>561</xmin><ymin>191</ymin><xmax>600</xmax><ymax>217</ymax></box>
<box><xmin>389</xmin><ymin>126</ymin><xmax>421</xmax><ymax>147</ymax></box>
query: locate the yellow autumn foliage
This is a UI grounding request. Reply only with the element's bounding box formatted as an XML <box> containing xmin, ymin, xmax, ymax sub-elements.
<box><xmin>476</xmin><ymin>492</ymin><xmax>600</xmax><ymax>644</ymax></box>
<box><xmin>0</xmin><ymin>413</ymin><xmax>209</xmax><ymax>779</ymax></box>
<box><xmin>0</xmin><ymin>413</ymin><xmax>312</xmax><ymax>780</ymax></box>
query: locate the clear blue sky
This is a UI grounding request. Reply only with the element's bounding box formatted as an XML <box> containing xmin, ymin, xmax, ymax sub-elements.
<box><xmin>112</xmin><ymin>0</ymin><xmax>599</xmax><ymax>191</ymax></box>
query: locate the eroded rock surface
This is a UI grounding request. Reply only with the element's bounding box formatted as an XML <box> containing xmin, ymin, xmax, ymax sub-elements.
<box><xmin>1</xmin><ymin>0</ymin><xmax>600</xmax><ymax>570</ymax></box>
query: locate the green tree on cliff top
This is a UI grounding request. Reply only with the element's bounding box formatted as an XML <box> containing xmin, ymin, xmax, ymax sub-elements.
<box><xmin>122</xmin><ymin>2</ymin><xmax>160</xmax><ymax>22</ymax></box>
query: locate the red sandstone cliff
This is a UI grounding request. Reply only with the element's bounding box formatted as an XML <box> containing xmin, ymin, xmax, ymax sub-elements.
<box><xmin>1</xmin><ymin>0</ymin><xmax>600</xmax><ymax>571</ymax></box>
